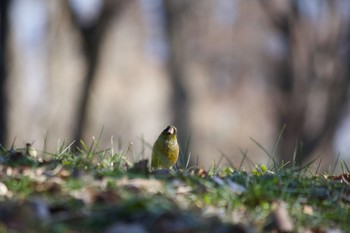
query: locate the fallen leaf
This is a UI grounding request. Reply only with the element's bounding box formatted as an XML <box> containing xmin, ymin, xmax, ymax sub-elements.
<box><xmin>264</xmin><ymin>201</ymin><xmax>293</xmax><ymax>233</ymax></box>
<box><xmin>303</xmin><ymin>205</ymin><xmax>313</xmax><ymax>215</ymax></box>
<box><xmin>117</xmin><ymin>178</ymin><xmax>163</xmax><ymax>194</ymax></box>
<box><xmin>0</xmin><ymin>182</ymin><xmax>9</xmax><ymax>196</ymax></box>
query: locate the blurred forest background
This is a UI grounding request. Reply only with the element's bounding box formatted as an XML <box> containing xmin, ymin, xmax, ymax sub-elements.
<box><xmin>1</xmin><ymin>0</ymin><xmax>350</xmax><ymax>171</ymax></box>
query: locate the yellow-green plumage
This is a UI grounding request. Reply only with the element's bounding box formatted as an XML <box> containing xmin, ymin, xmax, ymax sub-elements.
<box><xmin>26</xmin><ymin>143</ymin><xmax>37</xmax><ymax>158</ymax></box>
<box><xmin>151</xmin><ymin>126</ymin><xmax>179</xmax><ymax>169</ymax></box>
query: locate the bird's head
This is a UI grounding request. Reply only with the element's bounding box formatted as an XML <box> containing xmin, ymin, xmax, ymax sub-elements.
<box><xmin>161</xmin><ymin>125</ymin><xmax>177</xmax><ymax>140</ymax></box>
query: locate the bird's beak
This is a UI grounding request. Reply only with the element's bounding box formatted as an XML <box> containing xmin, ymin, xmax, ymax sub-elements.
<box><xmin>167</xmin><ymin>127</ymin><xmax>175</xmax><ymax>135</ymax></box>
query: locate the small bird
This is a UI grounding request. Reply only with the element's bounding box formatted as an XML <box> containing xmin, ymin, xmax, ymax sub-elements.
<box><xmin>151</xmin><ymin>126</ymin><xmax>179</xmax><ymax>169</ymax></box>
<box><xmin>26</xmin><ymin>143</ymin><xmax>37</xmax><ymax>158</ymax></box>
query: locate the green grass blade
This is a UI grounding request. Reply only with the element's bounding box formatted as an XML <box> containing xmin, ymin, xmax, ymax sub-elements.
<box><xmin>250</xmin><ymin>137</ymin><xmax>278</xmax><ymax>170</ymax></box>
<box><xmin>271</xmin><ymin>124</ymin><xmax>286</xmax><ymax>158</ymax></box>
<box><xmin>331</xmin><ymin>153</ymin><xmax>340</xmax><ymax>174</ymax></box>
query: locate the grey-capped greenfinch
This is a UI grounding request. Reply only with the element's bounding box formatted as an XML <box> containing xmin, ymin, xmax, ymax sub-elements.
<box><xmin>26</xmin><ymin>143</ymin><xmax>37</xmax><ymax>158</ymax></box>
<box><xmin>151</xmin><ymin>126</ymin><xmax>179</xmax><ymax>169</ymax></box>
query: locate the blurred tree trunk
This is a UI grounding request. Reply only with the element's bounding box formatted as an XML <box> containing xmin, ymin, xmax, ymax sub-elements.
<box><xmin>64</xmin><ymin>0</ymin><xmax>126</xmax><ymax>149</ymax></box>
<box><xmin>0</xmin><ymin>0</ymin><xmax>10</xmax><ymax>146</ymax></box>
<box><xmin>261</xmin><ymin>0</ymin><xmax>350</xmax><ymax>166</ymax></box>
<box><xmin>162</xmin><ymin>0</ymin><xmax>191</xmax><ymax>160</ymax></box>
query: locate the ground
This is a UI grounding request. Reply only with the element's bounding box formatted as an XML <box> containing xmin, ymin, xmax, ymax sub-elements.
<box><xmin>0</xmin><ymin>142</ymin><xmax>349</xmax><ymax>233</ymax></box>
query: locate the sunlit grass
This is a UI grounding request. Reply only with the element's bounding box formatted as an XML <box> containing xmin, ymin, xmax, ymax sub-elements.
<box><xmin>0</xmin><ymin>137</ymin><xmax>349</xmax><ymax>232</ymax></box>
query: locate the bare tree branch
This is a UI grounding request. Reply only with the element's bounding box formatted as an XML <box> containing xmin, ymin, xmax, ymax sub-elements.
<box><xmin>63</xmin><ymin>0</ymin><xmax>127</xmax><ymax>149</ymax></box>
